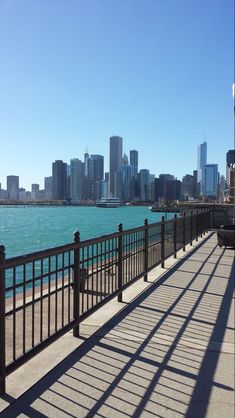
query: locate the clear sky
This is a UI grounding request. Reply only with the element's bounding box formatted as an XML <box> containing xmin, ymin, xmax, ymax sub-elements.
<box><xmin>0</xmin><ymin>0</ymin><xmax>234</xmax><ymax>190</ymax></box>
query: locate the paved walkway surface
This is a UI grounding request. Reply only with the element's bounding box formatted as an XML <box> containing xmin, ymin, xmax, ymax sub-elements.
<box><xmin>0</xmin><ymin>232</ymin><xmax>234</xmax><ymax>417</ymax></box>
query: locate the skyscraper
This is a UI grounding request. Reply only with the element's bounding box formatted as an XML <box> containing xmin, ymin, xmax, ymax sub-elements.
<box><xmin>122</xmin><ymin>165</ymin><xmax>134</xmax><ymax>201</ymax></box>
<box><xmin>204</xmin><ymin>164</ymin><xmax>218</xmax><ymax>197</ymax></box>
<box><xmin>84</xmin><ymin>152</ymin><xmax>89</xmax><ymax>177</ymax></box>
<box><xmin>7</xmin><ymin>175</ymin><xmax>19</xmax><ymax>200</ymax></box>
<box><xmin>182</xmin><ymin>174</ymin><xmax>194</xmax><ymax>198</ymax></box>
<box><xmin>115</xmin><ymin>170</ymin><xmax>124</xmax><ymax>200</ymax></box>
<box><xmin>70</xmin><ymin>158</ymin><xmax>83</xmax><ymax>202</ymax></box>
<box><xmin>197</xmin><ymin>141</ymin><xmax>207</xmax><ymax>194</ymax></box>
<box><xmin>155</xmin><ymin>174</ymin><xmax>174</xmax><ymax>201</ymax></box>
<box><xmin>31</xmin><ymin>184</ymin><xmax>39</xmax><ymax>200</ymax></box>
<box><xmin>84</xmin><ymin>154</ymin><xmax>104</xmax><ymax>199</ymax></box>
<box><xmin>122</xmin><ymin>153</ymin><xmax>129</xmax><ymax>167</ymax></box>
<box><xmin>193</xmin><ymin>169</ymin><xmax>199</xmax><ymax>197</ymax></box>
<box><xmin>139</xmin><ymin>169</ymin><xmax>150</xmax><ymax>201</ymax></box>
<box><xmin>91</xmin><ymin>155</ymin><xmax>104</xmax><ymax>183</ymax></box>
<box><xmin>109</xmin><ymin>136</ymin><xmax>123</xmax><ymax>196</ymax></box>
<box><xmin>130</xmin><ymin>150</ymin><xmax>138</xmax><ymax>176</ymax></box>
<box><xmin>44</xmin><ymin>176</ymin><xmax>53</xmax><ymax>199</ymax></box>
<box><xmin>52</xmin><ymin>160</ymin><xmax>68</xmax><ymax>200</ymax></box>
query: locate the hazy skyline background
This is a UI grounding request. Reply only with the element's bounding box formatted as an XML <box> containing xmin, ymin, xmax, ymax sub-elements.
<box><xmin>0</xmin><ymin>0</ymin><xmax>234</xmax><ymax>190</ymax></box>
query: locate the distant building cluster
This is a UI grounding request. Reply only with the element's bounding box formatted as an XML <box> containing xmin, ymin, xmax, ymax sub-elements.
<box><xmin>0</xmin><ymin>137</ymin><xmax>234</xmax><ymax>204</ymax></box>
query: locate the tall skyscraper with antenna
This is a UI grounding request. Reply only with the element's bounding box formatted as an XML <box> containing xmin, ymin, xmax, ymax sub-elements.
<box><xmin>197</xmin><ymin>141</ymin><xmax>207</xmax><ymax>195</ymax></box>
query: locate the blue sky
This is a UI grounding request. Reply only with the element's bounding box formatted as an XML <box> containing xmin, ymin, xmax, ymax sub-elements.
<box><xmin>0</xmin><ymin>0</ymin><xmax>234</xmax><ymax>190</ymax></box>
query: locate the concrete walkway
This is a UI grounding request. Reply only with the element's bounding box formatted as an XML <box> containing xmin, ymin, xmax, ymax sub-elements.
<box><xmin>0</xmin><ymin>232</ymin><xmax>234</xmax><ymax>417</ymax></box>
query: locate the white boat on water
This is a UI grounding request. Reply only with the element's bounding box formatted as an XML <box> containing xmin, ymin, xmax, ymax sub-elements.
<box><xmin>96</xmin><ymin>197</ymin><xmax>121</xmax><ymax>208</ymax></box>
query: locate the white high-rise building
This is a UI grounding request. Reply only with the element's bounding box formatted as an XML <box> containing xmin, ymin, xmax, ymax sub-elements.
<box><xmin>197</xmin><ymin>141</ymin><xmax>207</xmax><ymax>194</ymax></box>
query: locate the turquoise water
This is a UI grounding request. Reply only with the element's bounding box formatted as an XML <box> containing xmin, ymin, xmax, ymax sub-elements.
<box><xmin>0</xmin><ymin>205</ymin><xmax>174</xmax><ymax>258</ymax></box>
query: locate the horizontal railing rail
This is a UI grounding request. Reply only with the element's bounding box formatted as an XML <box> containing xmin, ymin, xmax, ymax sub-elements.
<box><xmin>0</xmin><ymin>209</ymin><xmax>211</xmax><ymax>394</ymax></box>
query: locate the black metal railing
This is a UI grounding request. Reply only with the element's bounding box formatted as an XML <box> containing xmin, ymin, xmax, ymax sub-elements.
<box><xmin>0</xmin><ymin>209</ymin><xmax>210</xmax><ymax>394</ymax></box>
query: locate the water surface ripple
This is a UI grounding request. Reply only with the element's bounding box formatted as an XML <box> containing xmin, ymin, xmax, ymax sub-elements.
<box><xmin>0</xmin><ymin>206</ymin><xmax>173</xmax><ymax>257</ymax></box>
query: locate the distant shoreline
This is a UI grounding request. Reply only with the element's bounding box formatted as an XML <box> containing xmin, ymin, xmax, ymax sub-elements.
<box><xmin>0</xmin><ymin>202</ymin><xmax>153</xmax><ymax>207</ymax></box>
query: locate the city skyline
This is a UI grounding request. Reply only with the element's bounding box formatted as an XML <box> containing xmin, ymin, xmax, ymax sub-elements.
<box><xmin>0</xmin><ymin>142</ymin><xmax>235</xmax><ymax>205</ymax></box>
<box><xmin>0</xmin><ymin>0</ymin><xmax>234</xmax><ymax>190</ymax></box>
<box><xmin>0</xmin><ymin>134</ymin><xmax>231</xmax><ymax>191</ymax></box>
<box><xmin>0</xmin><ymin>137</ymin><xmax>231</xmax><ymax>192</ymax></box>
<box><xmin>1</xmin><ymin>141</ymin><xmax>233</xmax><ymax>203</ymax></box>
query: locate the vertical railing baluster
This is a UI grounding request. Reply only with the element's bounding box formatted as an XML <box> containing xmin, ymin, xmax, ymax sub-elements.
<box><xmin>0</xmin><ymin>246</ymin><xmax>6</xmax><ymax>395</ymax></box>
<box><xmin>161</xmin><ymin>216</ymin><xmax>165</xmax><ymax>268</ymax></box>
<box><xmin>104</xmin><ymin>240</ymin><xmax>106</xmax><ymax>294</ymax></box>
<box><xmin>95</xmin><ymin>243</ymin><xmax>99</xmax><ymax>305</ymax></box>
<box><xmin>40</xmin><ymin>259</ymin><xmax>43</xmax><ymax>342</ymax></box>
<box><xmin>135</xmin><ymin>231</ymin><xmax>138</xmax><ymax>276</ymax></box>
<box><xmin>13</xmin><ymin>267</ymin><xmax>16</xmax><ymax>360</ymax></box>
<box><xmin>67</xmin><ymin>253</ymin><xmax>70</xmax><ymax>324</ymax></box>
<box><xmin>23</xmin><ymin>264</ymin><xmax>26</xmax><ymax>354</ymax></box>
<box><xmin>32</xmin><ymin>261</ymin><xmax>35</xmax><ymax>347</ymax></box>
<box><xmin>48</xmin><ymin>257</ymin><xmax>51</xmax><ymax>337</ymax></box>
<box><xmin>73</xmin><ymin>231</ymin><xmax>80</xmax><ymax>337</ymax></box>
<box><xmin>196</xmin><ymin>210</ymin><xmax>199</xmax><ymax>241</ymax></box>
<box><xmin>118</xmin><ymin>223</ymin><xmax>123</xmax><ymax>302</ymax></box>
<box><xmin>174</xmin><ymin>214</ymin><xmax>177</xmax><ymax>258</ymax></box>
<box><xmin>54</xmin><ymin>256</ymin><xmax>58</xmax><ymax>331</ymax></box>
<box><xmin>144</xmin><ymin>219</ymin><xmax>148</xmax><ymax>282</ymax></box>
<box><xmin>91</xmin><ymin>245</ymin><xmax>95</xmax><ymax>306</ymax></box>
<box><xmin>100</xmin><ymin>242</ymin><xmax>103</xmax><ymax>301</ymax></box>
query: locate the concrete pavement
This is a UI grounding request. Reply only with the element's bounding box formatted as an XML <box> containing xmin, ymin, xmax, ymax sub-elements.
<box><xmin>0</xmin><ymin>232</ymin><xmax>234</xmax><ymax>417</ymax></box>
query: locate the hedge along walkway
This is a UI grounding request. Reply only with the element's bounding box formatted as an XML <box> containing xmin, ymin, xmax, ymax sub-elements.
<box><xmin>1</xmin><ymin>232</ymin><xmax>234</xmax><ymax>418</ymax></box>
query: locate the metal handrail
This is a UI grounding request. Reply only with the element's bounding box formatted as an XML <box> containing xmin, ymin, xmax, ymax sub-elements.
<box><xmin>0</xmin><ymin>209</ymin><xmax>211</xmax><ymax>394</ymax></box>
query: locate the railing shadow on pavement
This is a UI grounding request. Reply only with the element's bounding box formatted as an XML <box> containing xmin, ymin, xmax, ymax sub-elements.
<box><xmin>1</xmin><ymin>234</ymin><xmax>234</xmax><ymax>418</ymax></box>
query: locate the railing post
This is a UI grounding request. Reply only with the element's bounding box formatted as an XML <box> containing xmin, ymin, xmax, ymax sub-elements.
<box><xmin>73</xmin><ymin>231</ymin><xmax>80</xmax><ymax>337</ymax></box>
<box><xmin>118</xmin><ymin>223</ymin><xmax>123</xmax><ymax>302</ymax></box>
<box><xmin>144</xmin><ymin>219</ymin><xmax>148</xmax><ymax>282</ymax></box>
<box><xmin>0</xmin><ymin>245</ymin><xmax>6</xmax><ymax>395</ymax></box>
<box><xmin>196</xmin><ymin>210</ymin><xmax>199</xmax><ymax>241</ymax></box>
<box><xmin>183</xmin><ymin>212</ymin><xmax>186</xmax><ymax>251</ymax></box>
<box><xmin>174</xmin><ymin>214</ymin><xmax>177</xmax><ymax>258</ymax></box>
<box><xmin>190</xmin><ymin>211</ymin><xmax>193</xmax><ymax>245</ymax></box>
<box><xmin>161</xmin><ymin>216</ymin><xmax>165</xmax><ymax>268</ymax></box>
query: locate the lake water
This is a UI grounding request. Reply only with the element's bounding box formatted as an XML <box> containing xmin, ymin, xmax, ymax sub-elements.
<box><xmin>0</xmin><ymin>205</ymin><xmax>175</xmax><ymax>258</ymax></box>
